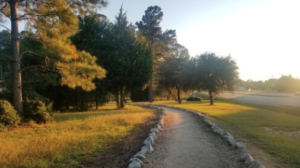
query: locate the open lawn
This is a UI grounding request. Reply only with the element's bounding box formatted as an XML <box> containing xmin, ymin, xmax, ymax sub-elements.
<box><xmin>151</xmin><ymin>98</ymin><xmax>300</xmax><ymax>168</ymax></box>
<box><xmin>0</xmin><ymin>105</ymin><xmax>157</xmax><ymax>168</ymax></box>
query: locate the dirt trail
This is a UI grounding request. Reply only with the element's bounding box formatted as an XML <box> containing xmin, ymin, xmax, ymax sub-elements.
<box><xmin>144</xmin><ymin>107</ymin><xmax>245</xmax><ymax>168</ymax></box>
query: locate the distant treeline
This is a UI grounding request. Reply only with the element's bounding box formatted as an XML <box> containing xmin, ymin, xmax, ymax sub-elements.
<box><xmin>238</xmin><ymin>75</ymin><xmax>300</xmax><ymax>93</ymax></box>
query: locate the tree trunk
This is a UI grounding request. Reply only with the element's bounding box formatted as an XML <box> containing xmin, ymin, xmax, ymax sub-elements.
<box><xmin>176</xmin><ymin>85</ymin><xmax>181</xmax><ymax>104</ymax></box>
<box><xmin>120</xmin><ymin>89</ymin><xmax>125</xmax><ymax>108</ymax></box>
<box><xmin>76</xmin><ymin>88</ymin><xmax>80</xmax><ymax>110</ymax></box>
<box><xmin>115</xmin><ymin>92</ymin><xmax>120</xmax><ymax>108</ymax></box>
<box><xmin>95</xmin><ymin>88</ymin><xmax>98</xmax><ymax>110</ymax></box>
<box><xmin>209</xmin><ymin>89</ymin><xmax>214</xmax><ymax>105</ymax></box>
<box><xmin>148</xmin><ymin>79</ymin><xmax>153</xmax><ymax>103</ymax></box>
<box><xmin>10</xmin><ymin>1</ymin><xmax>23</xmax><ymax>119</ymax></box>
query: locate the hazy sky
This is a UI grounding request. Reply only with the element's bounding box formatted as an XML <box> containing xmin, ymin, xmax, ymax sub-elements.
<box><xmin>100</xmin><ymin>0</ymin><xmax>300</xmax><ymax>81</ymax></box>
<box><xmin>1</xmin><ymin>0</ymin><xmax>299</xmax><ymax>81</ymax></box>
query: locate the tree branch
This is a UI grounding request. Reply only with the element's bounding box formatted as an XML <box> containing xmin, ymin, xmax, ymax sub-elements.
<box><xmin>0</xmin><ymin>10</ymin><xmax>10</xmax><ymax>19</ymax></box>
<box><xmin>20</xmin><ymin>50</ymin><xmax>45</xmax><ymax>60</ymax></box>
<box><xmin>22</xmin><ymin>79</ymin><xmax>44</xmax><ymax>84</ymax></box>
<box><xmin>17</xmin><ymin>12</ymin><xmax>66</xmax><ymax>20</ymax></box>
<box><xmin>0</xmin><ymin>23</ymin><xmax>10</xmax><ymax>31</ymax></box>
<box><xmin>0</xmin><ymin>1</ymin><xmax>10</xmax><ymax>19</ymax></box>
<box><xmin>0</xmin><ymin>53</ymin><xmax>14</xmax><ymax>61</ymax></box>
<box><xmin>0</xmin><ymin>1</ymin><xmax>8</xmax><ymax>11</ymax></box>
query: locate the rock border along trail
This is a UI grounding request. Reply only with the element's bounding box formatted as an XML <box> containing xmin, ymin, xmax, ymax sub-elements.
<box><xmin>141</xmin><ymin>106</ymin><xmax>261</xmax><ymax>168</ymax></box>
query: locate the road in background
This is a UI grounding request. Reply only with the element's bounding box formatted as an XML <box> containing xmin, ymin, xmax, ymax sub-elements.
<box><xmin>218</xmin><ymin>91</ymin><xmax>300</xmax><ymax>107</ymax></box>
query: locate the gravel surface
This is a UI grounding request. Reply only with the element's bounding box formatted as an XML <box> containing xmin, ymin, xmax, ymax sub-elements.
<box><xmin>144</xmin><ymin>107</ymin><xmax>245</xmax><ymax>168</ymax></box>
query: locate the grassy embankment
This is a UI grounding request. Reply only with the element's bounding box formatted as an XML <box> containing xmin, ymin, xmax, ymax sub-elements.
<box><xmin>152</xmin><ymin>95</ymin><xmax>300</xmax><ymax>168</ymax></box>
<box><xmin>0</xmin><ymin>104</ymin><xmax>157</xmax><ymax>168</ymax></box>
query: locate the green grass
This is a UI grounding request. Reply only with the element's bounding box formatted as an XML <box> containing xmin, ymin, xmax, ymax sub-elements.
<box><xmin>0</xmin><ymin>105</ymin><xmax>157</xmax><ymax>168</ymax></box>
<box><xmin>151</xmin><ymin>99</ymin><xmax>300</xmax><ymax>168</ymax></box>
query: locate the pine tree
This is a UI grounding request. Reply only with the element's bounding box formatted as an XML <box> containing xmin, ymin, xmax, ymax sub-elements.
<box><xmin>72</xmin><ymin>7</ymin><xmax>152</xmax><ymax>108</ymax></box>
<box><xmin>0</xmin><ymin>0</ymin><xmax>107</xmax><ymax>118</ymax></box>
<box><xmin>136</xmin><ymin>6</ymin><xmax>176</xmax><ymax>102</ymax></box>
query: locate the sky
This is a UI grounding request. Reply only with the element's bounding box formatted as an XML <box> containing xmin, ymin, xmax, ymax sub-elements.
<box><xmin>1</xmin><ymin>0</ymin><xmax>299</xmax><ymax>81</ymax></box>
<box><xmin>99</xmin><ymin>0</ymin><xmax>300</xmax><ymax>81</ymax></box>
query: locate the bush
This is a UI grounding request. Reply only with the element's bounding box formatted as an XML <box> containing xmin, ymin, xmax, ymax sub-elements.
<box><xmin>24</xmin><ymin>99</ymin><xmax>53</xmax><ymax>124</ymax></box>
<box><xmin>186</xmin><ymin>97</ymin><xmax>202</xmax><ymax>101</ymax></box>
<box><xmin>0</xmin><ymin>99</ymin><xmax>20</xmax><ymax>127</ymax></box>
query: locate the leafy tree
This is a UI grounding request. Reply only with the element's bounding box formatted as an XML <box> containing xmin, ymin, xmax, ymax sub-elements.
<box><xmin>157</xmin><ymin>44</ymin><xmax>190</xmax><ymax>103</ymax></box>
<box><xmin>130</xmin><ymin>87</ymin><xmax>149</xmax><ymax>102</ymax></box>
<box><xmin>265</xmin><ymin>78</ymin><xmax>278</xmax><ymax>91</ymax></box>
<box><xmin>180</xmin><ymin>57</ymin><xmax>198</xmax><ymax>91</ymax></box>
<box><xmin>136</xmin><ymin>6</ymin><xmax>176</xmax><ymax>103</ymax></box>
<box><xmin>72</xmin><ymin>7</ymin><xmax>152</xmax><ymax>108</ymax></box>
<box><xmin>194</xmin><ymin>53</ymin><xmax>239</xmax><ymax>105</ymax></box>
<box><xmin>0</xmin><ymin>0</ymin><xmax>107</xmax><ymax>118</ymax></box>
<box><xmin>276</xmin><ymin>75</ymin><xmax>299</xmax><ymax>93</ymax></box>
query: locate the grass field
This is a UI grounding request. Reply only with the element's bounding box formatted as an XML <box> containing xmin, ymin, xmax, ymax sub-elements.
<box><xmin>151</xmin><ymin>97</ymin><xmax>300</xmax><ymax>168</ymax></box>
<box><xmin>0</xmin><ymin>104</ymin><xmax>157</xmax><ymax>168</ymax></box>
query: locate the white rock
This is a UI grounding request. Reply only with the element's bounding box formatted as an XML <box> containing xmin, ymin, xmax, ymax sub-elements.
<box><xmin>128</xmin><ymin>158</ymin><xmax>144</xmax><ymax>168</ymax></box>
<box><xmin>206</xmin><ymin>121</ymin><xmax>213</xmax><ymax>126</ymax></box>
<box><xmin>149</xmin><ymin>132</ymin><xmax>158</xmax><ymax>141</ymax></box>
<box><xmin>140</xmin><ymin>148</ymin><xmax>148</xmax><ymax>156</ymax></box>
<box><xmin>128</xmin><ymin>161</ymin><xmax>142</xmax><ymax>168</ymax></box>
<box><xmin>223</xmin><ymin>133</ymin><xmax>236</xmax><ymax>147</ymax></box>
<box><xmin>158</xmin><ymin>120</ymin><xmax>164</xmax><ymax>127</ymax></box>
<box><xmin>133</xmin><ymin>151</ymin><xmax>146</xmax><ymax>160</ymax></box>
<box><xmin>141</xmin><ymin>144</ymin><xmax>154</xmax><ymax>153</ymax></box>
<box><xmin>150</xmin><ymin>128</ymin><xmax>159</xmax><ymax>133</ymax></box>
<box><xmin>159</xmin><ymin>118</ymin><xmax>164</xmax><ymax>122</ymax></box>
<box><xmin>236</xmin><ymin>142</ymin><xmax>246</xmax><ymax>153</ymax></box>
<box><xmin>156</xmin><ymin>124</ymin><xmax>164</xmax><ymax>131</ymax></box>
<box><xmin>209</xmin><ymin>122</ymin><xmax>217</xmax><ymax>128</ymax></box>
<box><xmin>198</xmin><ymin>113</ymin><xmax>204</xmax><ymax>117</ymax></box>
<box><xmin>223</xmin><ymin>132</ymin><xmax>233</xmax><ymax>138</ymax></box>
<box><xmin>248</xmin><ymin>160</ymin><xmax>265</xmax><ymax>168</ymax></box>
<box><xmin>241</xmin><ymin>153</ymin><xmax>254</xmax><ymax>165</ymax></box>
<box><xmin>143</xmin><ymin>136</ymin><xmax>154</xmax><ymax>145</ymax></box>
<box><xmin>212</xmin><ymin>127</ymin><xmax>224</xmax><ymax>136</ymax></box>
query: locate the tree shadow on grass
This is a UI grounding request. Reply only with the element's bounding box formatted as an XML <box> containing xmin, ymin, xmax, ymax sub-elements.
<box><xmin>81</xmin><ymin>111</ymin><xmax>160</xmax><ymax>168</ymax></box>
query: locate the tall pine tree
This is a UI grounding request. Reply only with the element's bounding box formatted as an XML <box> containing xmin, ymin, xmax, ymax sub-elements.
<box><xmin>0</xmin><ymin>0</ymin><xmax>107</xmax><ymax>118</ymax></box>
<box><xmin>73</xmin><ymin>7</ymin><xmax>152</xmax><ymax>108</ymax></box>
<box><xmin>136</xmin><ymin>6</ymin><xmax>176</xmax><ymax>102</ymax></box>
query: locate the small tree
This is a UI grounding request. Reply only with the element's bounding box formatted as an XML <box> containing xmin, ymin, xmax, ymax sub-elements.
<box><xmin>195</xmin><ymin>53</ymin><xmax>239</xmax><ymax>105</ymax></box>
<box><xmin>0</xmin><ymin>99</ymin><xmax>20</xmax><ymax>127</ymax></box>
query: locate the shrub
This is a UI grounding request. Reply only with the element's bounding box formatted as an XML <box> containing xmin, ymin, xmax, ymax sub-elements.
<box><xmin>0</xmin><ymin>99</ymin><xmax>20</xmax><ymax>127</ymax></box>
<box><xmin>24</xmin><ymin>99</ymin><xmax>53</xmax><ymax>124</ymax></box>
<box><xmin>186</xmin><ymin>97</ymin><xmax>202</xmax><ymax>101</ymax></box>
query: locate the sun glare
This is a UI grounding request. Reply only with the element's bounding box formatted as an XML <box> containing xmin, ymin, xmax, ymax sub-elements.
<box><xmin>178</xmin><ymin>0</ymin><xmax>300</xmax><ymax>80</ymax></box>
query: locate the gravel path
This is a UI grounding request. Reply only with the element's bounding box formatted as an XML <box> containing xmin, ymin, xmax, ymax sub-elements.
<box><xmin>144</xmin><ymin>107</ymin><xmax>245</xmax><ymax>168</ymax></box>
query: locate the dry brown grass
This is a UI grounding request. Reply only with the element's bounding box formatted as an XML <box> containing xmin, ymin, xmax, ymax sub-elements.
<box><xmin>0</xmin><ymin>105</ymin><xmax>156</xmax><ymax>168</ymax></box>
